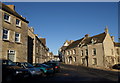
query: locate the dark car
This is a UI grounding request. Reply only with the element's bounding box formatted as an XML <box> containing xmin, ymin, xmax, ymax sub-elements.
<box><xmin>33</xmin><ymin>63</ymin><xmax>54</xmax><ymax>77</ymax></box>
<box><xmin>1</xmin><ymin>59</ymin><xmax>30</xmax><ymax>83</ymax></box>
<box><xmin>112</xmin><ymin>64</ymin><xmax>120</xmax><ymax>70</ymax></box>
<box><xmin>44</xmin><ymin>62</ymin><xmax>61</xmax><ymax>73</ymax></box>
<box><xmin>15</xmin><ymin>62</ymin><xmax>42</xmax><ymax>77</ymax></box>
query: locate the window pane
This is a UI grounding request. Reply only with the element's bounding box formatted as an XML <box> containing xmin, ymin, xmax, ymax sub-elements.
<box><xmin>4</xmin><ymin>13</ymin><xmax>9</xmax><ymax>21</ymax></box>
<box><xmin>15</xmin><ymin>38</ymin><xmax>18</xmax><ymax>41</ymax></box>
<box><xmin>15</xmin><ymin>33</ymin><xmax>20</xmax><ymax>42</ymax></box>
<box><xmin>15</xmin><ymin>33</ymin><xmax>19</xmax><ymax>37</ymax></box>
<box><xmin>3</xmin><ymin>35</ymin><xmax>7</xmax><ymax>39</ymax></box>
<box><xmin>16</xmin><ymin>19</ymin><xmax>20</xmax><ymax>25</ymax></box>
<box><xmin>3</xmin><ymin>29</ymin><xmax>8</xmax><ymax>34</ymax></box>
<box><xmin>3</xmin><ymin>29</ymin><xmax>8</xmax><ymax>39</ymax></box>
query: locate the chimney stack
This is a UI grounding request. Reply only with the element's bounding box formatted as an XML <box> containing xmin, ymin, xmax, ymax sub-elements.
<box><xmin>85</xmin><ymin>34</ymin><xmax>89</xmax><ymax>38</ymax></box>
<box><xmin>111</xmin><ymin>36</ymin><xmax>114</xmax><ymax>41</ymax></box>
<box><xmin>7</xmin><ymin>5</ymin><xmax>15</xmax><ymax>11</ymax></box>
<box><xmin>35</xmin><ymin>34</ymin><xmax>38</xmax><ymax>37</ymax></box>
<box><xmin>105</xmin><ymin>26</ymin><xmax>109</xmax><ymax>33</ymax></box>
<box><xmin>29</xmin><ymin>27</ymin><xmax>34</xmax><ymax>33</ymax></box>
<box><xmin>70</xmin><ymin>40</ymin><xmax>74</xmax><ymax>43</ymax></box>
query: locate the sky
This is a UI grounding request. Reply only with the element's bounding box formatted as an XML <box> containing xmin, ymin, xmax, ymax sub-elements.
<box><xmin>4</xmin><ymin>2</ymin><xmax>118</xmax><ymax>55</ymax></box>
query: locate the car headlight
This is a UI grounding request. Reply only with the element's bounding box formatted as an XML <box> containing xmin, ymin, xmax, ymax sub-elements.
<box><xmin>16</xmin><ymin>71</ymin><xmax>23</xmax><ymax>74</ymax></box>
<box><xmin>30</xmin><ymin>70</ymin><xmax>35</xmax><ymax>74</ymax></box>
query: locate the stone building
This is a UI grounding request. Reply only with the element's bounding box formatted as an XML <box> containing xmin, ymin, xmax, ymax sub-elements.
<box><xmin>59</xmin><ymin>28</ymin><xmax>120</xmax><ymax>69</ymax></box>
<box><xmin>28</xmin><ymin>27</ymin><xmax>50</xmax><ymax>64</ymax></box>
<box><xmin>0</xmin><ymin>3</ymin><xmax>29</xmax><ymax>62</ymax></box>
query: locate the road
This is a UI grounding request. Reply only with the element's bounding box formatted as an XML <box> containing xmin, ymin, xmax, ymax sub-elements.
<box><xmin>20</xmin><ymin>63</ymin><xmax>119</xmax><ymax>83</ymax></box>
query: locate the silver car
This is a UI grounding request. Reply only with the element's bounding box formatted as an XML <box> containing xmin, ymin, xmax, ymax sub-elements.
<box><xmin>15</xmin><ymin>62</ymin><xmax>42</xmax><ymax>77</ymax></box>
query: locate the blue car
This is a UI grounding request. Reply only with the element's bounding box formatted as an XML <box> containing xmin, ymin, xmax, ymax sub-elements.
<box><xmin>15</xmin><ymin>62</ymin><xmax>42</xmax><ymax>77</ymax></box>
<box><xmin>33</xmin><ymin>63</ymin><xmax>54</xmax><ymax>77</ymax></box>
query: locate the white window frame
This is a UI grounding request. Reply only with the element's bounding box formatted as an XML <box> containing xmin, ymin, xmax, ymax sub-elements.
<box><xmin>68</xmin><ymin>51</ymin><xmax>70</xmax><ymax>55</ymax></box>
<box><xmin>66</xmin><ymin>51</ymin><xmax>68</xmax><ymax>55</ymax></box>
<box><xmin>8</xmin><ymin>50</ymin><xmax>16</xmax><ymax>62</ymax></box>
<box><xmin>69</xmin><ymin>50</ymin><xmax>72</xmax><ymax>55</ymax></box>
<box><xmin>15</xmin><ymin>32</ymin><xmax>20</xmax><ymax>42</ymax></box>
<box><xmin>92</xmin><ymin>48</ymin><xmax>96</xmax><ymax>56</ymax></box>
<box><xmin>81</xmin><ymin>50</ymin><xmax>84</xmax><ymax>56</ymax></box>
<box><xmin>92</xmin><ymin>58</ymin><xmax>97</xmax><ymax>65</ymax></box>
<box><xmin>81</xmin><ymin>58</ymin><xmax>85</xmax><ymax>64</ymax></box>
<box><xmin>4</xmin><ymin>13</ymin><xmax>11</xmax><ymax>23</ymax></box>
<box><xmin>85</xmin><ymin>49</ymin><xmax>88</xmax><ymax>55</ymax></box>
<box><xmin>16</xmin><ymin>19</ymin><xmax>21</xmax><ymax>27</ymax></box>
<box><xmin>3</xmin><ymin>28</ymin><xmax>9</xmax><ymax>40</ymax></box>
<box><xmin>73</xmin><ymin>49</ymin><xmax>76</xmax><ymax>54</ymax></box>
<box><xmin>73</xmin><ymin>57</ymin><xmax>76</xmax><ymax>62</ymax></box>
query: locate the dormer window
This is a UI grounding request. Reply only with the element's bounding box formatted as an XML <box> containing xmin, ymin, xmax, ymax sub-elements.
<box><xmin>16</xmin><ymin>19</ymin><xmax>21</xmax><ymax>27</ymax></box>
<box><xmin>91</xmin><ymin>38</ymin><xmax>96</xmax><ymax>44</ymax></box>
<box><xmin>78</xmin><ymin>43</ymin><xmax>81</xmax><ymax>47</ymax></box>
<box><xmin>78</xmin><ymin>43</ymin><xmax>84</xmax><ymax>47</ymax></box>
<box><xmin>4</xmin><ymin>13</ymin><xmax>11</xmax><ymax>22</ymax></box>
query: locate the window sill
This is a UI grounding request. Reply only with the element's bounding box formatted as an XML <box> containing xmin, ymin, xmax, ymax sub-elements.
<box><xmin>92</xmin><ymin>55</ymin><xmax>96</xmax><ymax>56</ymax></box>
<box><xmin>4</xmin><ymin>20</ymin><xmax>11</xmax><ymax>24</ymax></box>
<box><xmin>92</xmin><ymin>64</ymin><xmax>97</xmax><ymax>65</ymax></box>
<box><xmin>15</xmin><ymin>41</ymin><xmax>22</xmax><ymax>44</ymax></box>
<box><xmin>16</xmin><ymin>25</ymin><xmax>21</xmax><ymax>28</ymax></box>
<box><xmin>3</xmin><ymin>39</ymin><xmax>10</xmax><ymax>42</ymax></box>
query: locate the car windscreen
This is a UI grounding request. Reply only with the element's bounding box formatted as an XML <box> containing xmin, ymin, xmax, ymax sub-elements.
<box><xmin>23</xmin><ymin>63</ymin><xmax>34</xmax><ymax>68</ymax></box>
<box><xmin>41</xmin><ymin>64</ymin><xmax>50</xmax><ymax>67</ymax></box>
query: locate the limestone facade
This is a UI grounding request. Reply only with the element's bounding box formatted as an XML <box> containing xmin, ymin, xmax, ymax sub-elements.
<box><xmin>59</xmin><ymin>28</ymin><xmax>120</xmax><ymax>69</ymax></box>
<box><xmin>1</xmin><ymin>3</ymin><xmax>29</xmax><ymax>62</ymax></box>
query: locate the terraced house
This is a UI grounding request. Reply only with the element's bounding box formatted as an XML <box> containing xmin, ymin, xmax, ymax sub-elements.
<box><xmin>0</xmin><ymin>3</ymin><xmax>29</xmax><ymax>62</ymax></box>
<box><xmin>59</xmin><ymin>28</ymin><xmax>120</xmax><ymax>69</ymax></box>
<box><xmin>28</xmin><ymin>27</ymin><xmax>52</xmax><ymax>64</ymax></box>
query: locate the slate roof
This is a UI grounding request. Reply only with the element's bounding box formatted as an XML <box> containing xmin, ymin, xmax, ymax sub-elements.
<box><xmin>1</xmin><ymin>2</ymin><xmax>29</xmax><ymax>23</ymax></box>
<box><xmin>114</xmin><ymin>42</ymin><xmax>120</xmax><ymax>47</ymax></box>
<box><xmin>60</xmin><ymin>46</ymin><xmax>68</xmax><ymax>52</ymax></box>
<box><xmin>65</xmin><ymin>32</ymin><xmax>107</xmax><ymax>50</ymax></box>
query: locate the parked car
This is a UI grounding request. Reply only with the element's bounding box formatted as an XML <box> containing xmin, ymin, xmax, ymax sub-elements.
<box><xmin>44</xmin><ymin>62</ymin><xmax>61</xmax><ymax>73</ymax></box>
<box><xmin>1</xmin><ymin>59</ymin><xmax>30</xmax><ymax>83</ymax></box>
<box><xmin>15</xmin><ymin>62</ymin><xmax>42</xmax><ymax>77</ymax></box>
<box><xmin>112</xmin><ymin>64</ymin><xmax>120</xmax><ymax>70</ymax></box>
<box><xmin>33</xmin><ymin>63</ymin><xmax>54</xmax><ymax>77</ymax></box>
